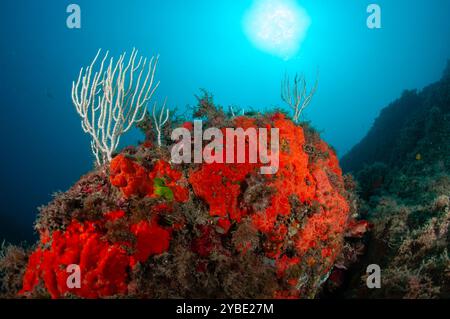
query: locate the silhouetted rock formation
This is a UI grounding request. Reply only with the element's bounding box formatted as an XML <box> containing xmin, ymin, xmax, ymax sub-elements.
<box><xmin>342</xmin><ymin>62</ymin><xmax>450</xmax><ymax>298</ymax></box>
<box><xmin>342</xmin><ymin>60</ymin><xmax>450</xmax><ymax>174</ymax></box>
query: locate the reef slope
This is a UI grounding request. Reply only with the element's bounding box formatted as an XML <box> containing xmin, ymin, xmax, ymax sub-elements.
<box><xmin>341</xmin><ymin>62</ymin><xmax>450</xmax><ymax>298</ymax></box>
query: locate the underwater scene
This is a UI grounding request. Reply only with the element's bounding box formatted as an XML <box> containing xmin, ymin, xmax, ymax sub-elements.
<box><xmin>1</xmin><ymin>0</ymin><xmax>450</xmax><ymax>304</ymax></box>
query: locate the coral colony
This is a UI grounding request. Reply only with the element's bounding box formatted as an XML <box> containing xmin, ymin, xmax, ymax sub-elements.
<box><xmin>11</xmin><ymin>49</ymin><xmax>369</xmax><ymax>298</ymax></box>
<box><xmin>170</xmin><ymin>120</ymin><xmax>280</xmax><ymax>174</ymax></box>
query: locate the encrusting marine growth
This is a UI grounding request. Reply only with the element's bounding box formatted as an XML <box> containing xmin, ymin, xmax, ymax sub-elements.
<box><xmin>17</xmin><ymin>109</ymin><xmax>366</xmax><ymax>298</ymax></box>
<box><xmin>2</xmin><ymin>49</ymin><xmax>368</xmax><ymax>299</ymax></box>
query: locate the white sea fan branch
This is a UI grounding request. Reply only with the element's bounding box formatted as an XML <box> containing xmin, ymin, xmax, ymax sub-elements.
<box><xmin>281</xmin><ymin>71</ymin><xmax>318</xmax><ymax>123</ymax></box>
<box><xmin>71</xmin><ymin>48</ymin><xmax>160</xmax><ymax>165</ymax></box>
<box><xmin>152</xmin><ymin>98</ymin><xmax>170</xmax><ymax>147</ymax></box>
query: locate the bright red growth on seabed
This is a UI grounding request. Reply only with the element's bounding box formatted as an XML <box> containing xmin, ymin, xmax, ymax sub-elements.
<box><xmin>188</xmin><ymin>114</ymin><xmax>351</xmax><ymax>297</ymax></box>
<box><xmin>20</xmin><ymin>114</ymin><xmax>356</xmax><ymax>298</ymax></box>
<box><xmin>20</xmin><ymin>211</ymin><xmax>173</xmax><ymax>298</ymax></box>
<box><xmin>110</xmin><ymin>155</ymin><xmax>189</xmax><ymax>202</ymax></box>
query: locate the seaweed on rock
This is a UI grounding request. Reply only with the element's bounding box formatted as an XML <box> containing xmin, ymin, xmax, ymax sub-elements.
<box><xmin>1</xmin><ymin>93</ymin><xmax>365</xmax><ymax>299</ymax></box>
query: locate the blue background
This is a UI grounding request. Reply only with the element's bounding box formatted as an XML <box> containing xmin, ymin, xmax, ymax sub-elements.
<box><xmin>1</xmin><ymin>0</ymin><xmax>450</xmax><ymax>243</ymax></box>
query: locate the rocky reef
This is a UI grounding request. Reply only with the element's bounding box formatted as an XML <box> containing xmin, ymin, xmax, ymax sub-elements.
<box><xmin>341</xmin><ymin>62</ymin><xmax>450</xmax><ymax>298</ymax></box>
<box><xmin>3</xmin><ymin>60</ymin><xmax>448</xmax><ymax>299</ymax></box>
<box><xmin>0</xmin><ymin>93</ymin><xmax>366</xmax><ymax>299</ymax></box>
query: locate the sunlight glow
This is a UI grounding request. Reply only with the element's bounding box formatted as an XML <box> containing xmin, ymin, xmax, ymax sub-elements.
<box><xmin>244</xmin><ymin>0</ymin><xmax>311</xmax><ymax>60</ymax></box>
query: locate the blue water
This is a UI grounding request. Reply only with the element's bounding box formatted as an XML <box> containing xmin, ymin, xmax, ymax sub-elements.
<box><xmin>1</xmin><ymin>0</ymin><xmax>450</xmax><ymax>243</ymax></box>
